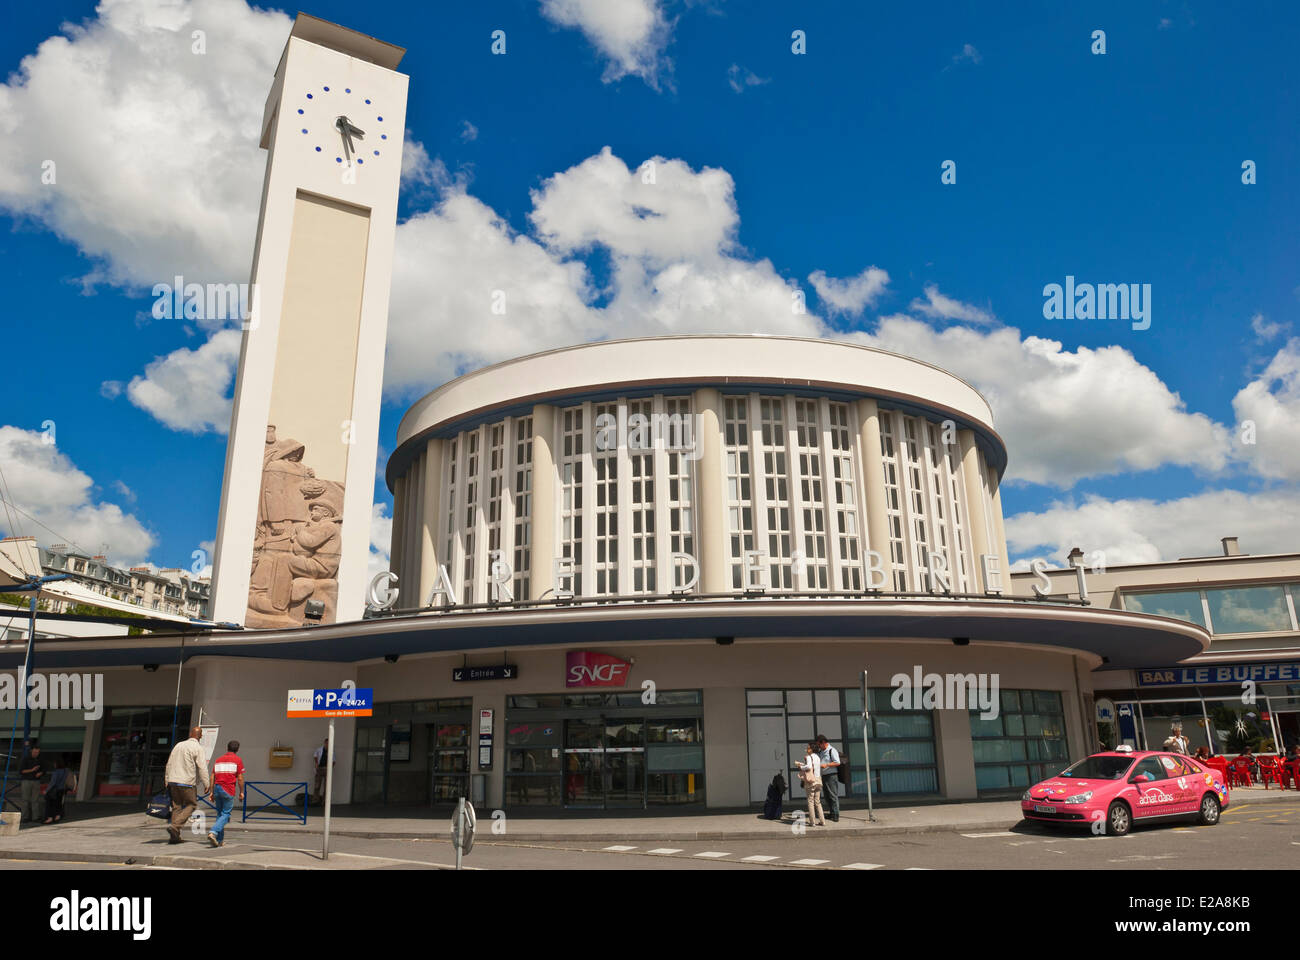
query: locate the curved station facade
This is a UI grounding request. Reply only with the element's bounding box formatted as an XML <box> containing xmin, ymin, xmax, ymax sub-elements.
<box><xmin>358</xmin><ymin>335</ymin><xmax>1206</xmax><ymax>809</ymax></box>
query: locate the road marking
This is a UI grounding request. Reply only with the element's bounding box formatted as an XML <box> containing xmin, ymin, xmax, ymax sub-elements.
<box><xmin>789</xmin><ymin>858</ymin><xmax>830</xmax><ymax>866</ymax></box>
<box><xmin>741</xmin><ymin>855</ymin><xmax>780</xmax><ymax>862</ymax></box>
<box><xmin>842</xmin><ymin>862</ymin><xmax>884</xmax><ymax>870</ymax></box>
<box><xmin>603</xmin><ymin>845</ymin><xmax>637</xmax><ymax>852</ymax></box>
<box><xmin>647</xmin><ymin>848</ymin><xmax>683</xmax><ymax>855</ymax></box>
<box><xmin>961</xmin><ymin>831</ymin><xmax>1017</xmax><ymax>838</ymax></box>
<box><xmin>904</xmin><ymin>867</ymin><xmax>932</xmax><ymax>870</ymax></box>
<box><xmin>694</xmin><ymin>851</ymin><xmax>731</xmax><ymax>859</ymax></box>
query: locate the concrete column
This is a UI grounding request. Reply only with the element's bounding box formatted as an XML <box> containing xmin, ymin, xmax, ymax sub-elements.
<box><xmin>989</xmin><ymin>470</ymin><xmax>1011</xmax><ymax>576</ymax></box>
<box><xmin>694</xmin><ymin>388</ymin><xmax>728</xmax><ymax>594</ymax></box>
<box><xmin>529</xmin><ymin>404</ymin><xmax>557</xmax><ymax>601</ymax></box>
<box><xmin>935</xmin><ymin>706</ymin><xmax>978</xmax><ymax>800</ymax></box>
<box><xmin>702</xmin><ymin>685</ymin><xmax>747</xmax><ymax>806</ymax></box>
<box><xmin>957</xmin><ymin>430</ymin><xmax>991</xmax><ymax>569</ymax></box>
<box><xmin>402</xmin><ymin>452</ymin><xmax>422</xmax><ymax>594</ymax></box>
<box><xmin>856</xmin><ymin>399</ymin><xmax>891</xmax><ymax>563</ymax></box>
<box><xmin>418</xmin><ymin>437</ymin><xmax>445</xmax><ymax>605</ymax></box>
<box><xmin>389</xmin><ymin>473</ymin><xmax>407</xmax><ymax>584</ymax></box>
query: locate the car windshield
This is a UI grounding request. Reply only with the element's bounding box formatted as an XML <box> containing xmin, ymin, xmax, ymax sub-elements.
<box><xmin>1057</xmin><ymin>755</ymin><xmax>1135</xmax><ymax>780</ymax></box>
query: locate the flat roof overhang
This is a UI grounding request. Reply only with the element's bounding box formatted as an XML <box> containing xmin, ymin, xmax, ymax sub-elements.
<box><xmin>0</xmin><ymin>600</ymin><xmax>1208</xmax><ymax>671</ymax></box>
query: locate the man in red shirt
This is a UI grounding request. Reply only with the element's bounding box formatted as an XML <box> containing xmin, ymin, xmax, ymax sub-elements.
<box><xmin>208</xmin><ymin>740</ymin><xmax>245</xmax><ymax>847</ymax></box>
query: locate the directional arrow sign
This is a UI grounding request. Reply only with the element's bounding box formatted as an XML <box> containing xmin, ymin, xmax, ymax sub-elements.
<box><xmin>287</xmin><ymin>688</ymin><xmax>375</xmax><ymax>718</ymax></box>
<box><xmin>451</xmin><ymin>665</ymin><xmax>518</xmax><ymax>682</ymax></box>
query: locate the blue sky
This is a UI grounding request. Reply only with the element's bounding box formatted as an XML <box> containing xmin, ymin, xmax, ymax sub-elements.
<box><xmin>1</xmin><ymin>0</ymin><xmax>1297</xmax><ymax>574</ymax></box>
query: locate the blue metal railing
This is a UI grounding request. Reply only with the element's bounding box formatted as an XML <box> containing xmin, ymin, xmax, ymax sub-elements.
<box><xmin>242</xmin><ymin>781</ymin><xmax>307</xmax><ymax>824</ymax></box>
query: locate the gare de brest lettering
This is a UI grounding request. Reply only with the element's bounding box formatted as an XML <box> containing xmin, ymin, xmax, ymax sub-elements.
<box><xmin>10</xmin><ymin>12</ymin><xmax>1268</xmax><ymax>814</ymax></box>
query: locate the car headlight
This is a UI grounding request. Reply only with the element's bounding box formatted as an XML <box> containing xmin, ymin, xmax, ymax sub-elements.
<box><xmin>1063</xmin><ymin>791</ymin><xmax>1093</xmax><ymax>804</ymax></box>
<box><xmin>1021</xmin><ymin>790</ymin><xmax>1032</xmax><ymax>801</ymax></box>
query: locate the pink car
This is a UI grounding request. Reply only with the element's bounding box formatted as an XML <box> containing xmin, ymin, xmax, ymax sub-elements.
<box><xmin>1020</xmin><ymin>748</ymin><xmax>1229</xmax><ymax>836</ymax></box>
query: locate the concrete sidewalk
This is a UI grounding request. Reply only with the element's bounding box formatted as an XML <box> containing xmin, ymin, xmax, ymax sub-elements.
<box><xmin>2</xmin><ymin>787</ymin><xmax>1295</xmax><ymax>870</ymax></box>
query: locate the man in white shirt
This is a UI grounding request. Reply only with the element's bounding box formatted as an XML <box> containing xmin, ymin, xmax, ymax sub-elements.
<box><xmin>816</xmin><ymin>734</ymin><xmax>841</xmax><ymax>823</ymax></box>
<box><xmin>163</xmin><ymin>725</ymin><xmax>211</xmax><ymax>844</ymax></box>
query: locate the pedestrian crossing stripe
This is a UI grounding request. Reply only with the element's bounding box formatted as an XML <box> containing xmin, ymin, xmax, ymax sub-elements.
<box><xmin>842</xmin><ymin>862</ymin><xmax>883</xmax><ymax>870</ymax></box>
<box><xmin>789</xmin><ymin>858</ymin><xmax>830</xmax><ymax>866</ymax></box>
<box><xmin>694</xmin><ymin>851</ymin><xmax>731</xmax><ymax>858</ymax></box>
<box><xmin>603</xmin><ymin>845</ymin><xmax>637</xmax><ymax>851</ymax></box>
<box><xmin>741</xmin><ymin>855</ymin><xmax>780</xmax><ymax>862</ymax></box>
<box><xmin>647</xmin><ymin>848</ymin><xmax>683</xmax><ymax>854</ymax></box>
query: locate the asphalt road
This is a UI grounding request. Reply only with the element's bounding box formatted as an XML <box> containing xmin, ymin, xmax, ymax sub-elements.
<box><xmin>3</xmin><ymin>799</ymin><xmax>1295</xmax><ymax>870</ymax></box>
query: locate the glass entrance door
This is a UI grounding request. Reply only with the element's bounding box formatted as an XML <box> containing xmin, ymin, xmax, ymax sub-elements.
<box><xmin>604</xmin><ymin>719</ymin><xmax>645</xmax><ymax>808</ymax></box>
<box><xmin>563</xmin><ymin>718</ymin><xmax>647</xmax><ymax>809</ymax></box>
<box><xmin>564</xmin><ymin>719</ymin><xmax>604</xmax><ymax>807</ymax></box>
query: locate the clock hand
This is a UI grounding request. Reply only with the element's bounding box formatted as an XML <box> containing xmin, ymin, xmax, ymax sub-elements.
<box><xmin>335</xmin><ymin>116</ymin><xmax>356</xmax><ymax>164</ymax></box>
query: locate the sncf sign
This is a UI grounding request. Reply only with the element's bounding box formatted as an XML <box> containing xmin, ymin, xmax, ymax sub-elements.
<box><xmin>566</xmin><ymin>651</ymin><xmax>632</xmax><ymax>688</ymax></box>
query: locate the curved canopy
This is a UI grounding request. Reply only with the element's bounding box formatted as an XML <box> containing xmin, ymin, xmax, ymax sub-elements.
<box><xmin>0</xmin><ymin>597</ymin><xmax>1208</xmax><ymax>670</ymax></box>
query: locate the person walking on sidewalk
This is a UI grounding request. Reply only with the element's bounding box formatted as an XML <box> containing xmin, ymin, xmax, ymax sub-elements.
<box><xmin>18</xmin><ymin>743</ymin><xmax>44</xmax><ymax>826</ymax></box>
<box><xmin>42</xmin><ymin>755</ymin><xmax>72</xmax><ymax>824</ymax></box>
<box><xmin>312</xmin><ymin>736</ymin><xmax>334</xmax><ymax>804</ymax></box>
<box><xmin>208</xmin><ymin>740</ymin><xmax>245</xmax><ymax>847</ymax></box>
<box><xmin>795</xmin><ymin>742</ymin><xmax>825</xmax><ymax>826</ymax></box>
<box><xmin>816</xmin><ymin>733</ymin><xmax>841</xmax><ymax>823</ymax></box>
<box><xmin>163</xmin><ymin>725</ymin><xmax>211</xmax><ymax>844</ymax></box>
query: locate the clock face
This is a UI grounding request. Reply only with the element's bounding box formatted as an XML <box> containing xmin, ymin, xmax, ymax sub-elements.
<box><xmin>292</xmin><ymin>83</ymin><xmax>391</xmax><ymax>168</ymax></box>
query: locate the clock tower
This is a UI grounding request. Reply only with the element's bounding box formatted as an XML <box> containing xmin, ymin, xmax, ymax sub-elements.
<box><xmin>210</xmin><ymin>14</ymin><xmax>408</xmax><ymax>628</ymax></box>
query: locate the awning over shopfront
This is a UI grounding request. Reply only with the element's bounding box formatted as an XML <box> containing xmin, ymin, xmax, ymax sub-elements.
<box><xmin>0</xmin><ymin>597</ymin><xmax>1209</xmax><ymax>670</ymax></box>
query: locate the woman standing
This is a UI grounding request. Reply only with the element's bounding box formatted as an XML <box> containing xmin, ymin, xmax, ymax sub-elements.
<box><xmin>795</xmin><ymin>742</ymin><xmax>825</xmax><ymax>826</ymax></box>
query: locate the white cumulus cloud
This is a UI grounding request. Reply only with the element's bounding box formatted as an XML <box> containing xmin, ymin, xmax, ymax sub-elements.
<box><xmin>539</xmin><ymin>0</ymin><xmax>673</xmax><ymax>86</ymax></box>
<box><xmin>844</xmin><ymin>315</ymin><xmax>1232</xmax><ymax>487</ymax></box>
<box><xmin>808</xmin><ymin>267</ymin><xmax>890</xmax><ymax>316</ymax></box>
<box><xmin>125</xmin><ymin>328</ymin><xmax>242</xmax><ymax>433</ymax></box>
<box><xmin>1232</xmin><ymin>338</ymin><xmax>1300</xmax><ymax>481</ymax></box>
<box><xmin>1005</xmin><ymin>489</ymin><xmax>1300</xmax><ymax>567</ymax></box>
<box><xmin>0</xmin><ymin>426</ymin><xmax>155</xmax><ymax>565</ymax></box>
<box><xmin>908</xmin><ymin>284</ymin><xmax>996</xmax><ymax>326</ymax></box>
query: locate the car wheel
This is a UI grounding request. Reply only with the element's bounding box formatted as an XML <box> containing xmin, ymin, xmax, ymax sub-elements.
<box><xmin>1198</xmin><ymin>793</ymin><xmax>1220</xmax><ymax>826</ymax></box>
<box><xmin>1105</xmin><ymin>801</ymin><xmax>1131</xmax><ymax>836</ymax></box>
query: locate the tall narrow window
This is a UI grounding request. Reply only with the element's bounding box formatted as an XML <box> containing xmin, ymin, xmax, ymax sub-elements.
<box><xmin>461</xmin><ymin>429</ymin><xmax>480</xmax><ymax>604</ymax></box>
<box><xmin>924</xmin><ymin>422</ymin><xmax>951</xmax><ymax>592</ymax></box>
<box><xmin>591</xmin><ymin>402</ymin><xmax>619</xmax><ymax>596</ymax></box>
<box><xmin>759</xmin><ymin>398</ymin><xmax>793</xmax><ymax>589</ymax></box>
<box><xmin>512</xmin><ymin>417</ymin><xmax>533</xmax><ymax>601</ymax></box>
<box><xmin>794</xmin><ymin>399</ymin><xmax>829</xmax><ymax>590</ymax></box>
<box><xmin>901</xmin><ymin>416</ymin><xmax>930</xmax><ymax>592</ymax></box>
<box><xmin>877</xmin><ymin>414</ymin><xmax>908</xmax><ymax>591</ymax></box>
<box><xmin>664</xmin><ymin>396</ymin><xmax>695</xmax><ymax>592</ymax></box>
<box><xmin>486</xmin><ymin>423</ymin><xmax>506</xmax><ymax>597</ymax></box>
<box><xmin>828</xmin><ymin>402</ymin><xmax>863</xmax><ymax>591</ymax></box>
<box><xmin>723</xmin><ymin>397</ymin><xmax>754</xmax><ymax>589</ymax></box>
<box><xmin>559</xmin><ymin>406</ymin><xmax>585</xmax><ymax>596</ymax></box>
<box><xmin>626</xmin><ymin>398</ymin><xmax>655</xmax><ymax>594</ymax></box>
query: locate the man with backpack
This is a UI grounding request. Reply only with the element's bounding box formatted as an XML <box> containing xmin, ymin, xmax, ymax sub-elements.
<box><xmin>816</xmin><ymin>733</ymin><xmax>842</xmax><ymax>823</ymax></box>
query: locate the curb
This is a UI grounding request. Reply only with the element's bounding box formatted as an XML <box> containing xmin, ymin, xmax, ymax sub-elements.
<box><xmin>0</xmin><ymin>847</ymin><xmax>459</xmax><ymax>870</ymax></box>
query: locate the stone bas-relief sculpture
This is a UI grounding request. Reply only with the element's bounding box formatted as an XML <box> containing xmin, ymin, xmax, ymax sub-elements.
<box><xmin>246</xmin><ymin>425</ymin><xmax>343</xmax><ymax>628</ymax></box>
